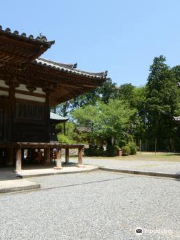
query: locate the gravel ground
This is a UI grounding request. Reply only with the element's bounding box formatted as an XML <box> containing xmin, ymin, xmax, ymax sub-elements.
<box><xmin>0</xmin><ymin>171</ymin><xmax>180</xmax><ymax>240</ymax></box>
<box><xmin>76</xmin><ymin>157</ymin><xmax>180</xmax><ymax>174</ymax></box>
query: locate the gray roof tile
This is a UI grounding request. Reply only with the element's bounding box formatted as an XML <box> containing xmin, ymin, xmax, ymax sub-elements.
<box><xmin>34</xmin><ymin>58</ymin><xmax>108</xmax><ymax>79</ymax></box>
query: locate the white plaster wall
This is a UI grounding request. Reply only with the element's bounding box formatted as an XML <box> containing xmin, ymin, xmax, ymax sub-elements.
<box><xmin>16</xmin><ymin>84</ymin><xmax>45</xmax><ymax>95</ymax></box>
<box><xmin>16</xmin><ymin>84</ymin><xmax>28</xmax><ymax>92</ymax></box>
<box><xmin>15</xmin><ymin>93</ymin><xmax>45</xmax><ymax>103</ymax></box>
<box><xmin>0</xmin><ymin>90</ymin><xmax>9</xmax><ymax>96</ymax></box>
<box><xmin>0</xmin><ymin>80</ymin><xmax>9</xmax><ymax>88</ymax></box>
<box><xmin>0</xmin><ymin>80</ymin><xmax>46</xmax><ymax>100</ymax></box>
<box><xmin>34</xmin><ymin>87</ymin><xmax>45</xmax><ymax>95</ymax></box>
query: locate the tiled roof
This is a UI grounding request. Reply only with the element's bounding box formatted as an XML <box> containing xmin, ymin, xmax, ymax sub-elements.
<box><xmin>0</xmin><ymin>25</ymin><xmax>108</xmax><ymax>105</ymax></box>
<box><xmin>0</xmin><ymin>25</ymin><xmax>55</xmax><ymax>46</ymax></box>
<box><xmin>37</xmin><ymin>58</ymin><xmax>77</xmax><ymax>70</ymax></box>
<box><xmin>34</xmin><ymin>58</ymin><xmax>108</xmax><ymax>79</ymax></box>
<box><xmin>50</xmin><ymin>112</ymin><xmax>68</xmax><ymax>122</ymax></box>
<box><xmin>0</xmin><ymin>25</ymin><xmax>107</xmax><ymax>79</ymax></box>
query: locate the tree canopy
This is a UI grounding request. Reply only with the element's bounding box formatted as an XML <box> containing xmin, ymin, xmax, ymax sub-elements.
<box><xmin>54</xmin><ymin>55</ymin><xmax>180</xmax><ymax>152</ymax></box>
<box><xmin>72</xmin><ymin>100</ymin><xmax>135</xmax><ymax>147</ymax></box>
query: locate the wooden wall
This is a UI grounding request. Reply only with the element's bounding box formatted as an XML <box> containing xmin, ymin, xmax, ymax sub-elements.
<box><xmin>13</xmin><ymin>100</ymin><xmax>50</xmax><ymax>142</ymax></box>
<box><xmin>0</xmin><ymin>97</ymin><xmax>8</xmax><ymax>142</ymax></box>
<box><xmin>0</xmin><ymin>80</ymin><xmax>50</xmax><ymax>143</ymax></box>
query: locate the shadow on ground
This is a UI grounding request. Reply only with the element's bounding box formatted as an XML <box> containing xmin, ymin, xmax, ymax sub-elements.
<box><xmin>0</xmin><ymin>168</ymin><xmax>19</xmax><ymax>181</ymax></box>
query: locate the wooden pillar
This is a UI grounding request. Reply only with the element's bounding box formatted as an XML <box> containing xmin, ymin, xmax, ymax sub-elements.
<box><xmin>7</xmin><ymin>147</ymin><xmax>14</xmax><ymax>166</ymax></box>
<box><xmin>16</xmin><ymin>147</ymin><xmax>22</xmax><ymax>172</ymax></box>
<box><xmin>78</xmin><ymin>147</ymin><xmax>83</xmax><ymax>165</ymax></box>
<box><xmin>44</xmin><ymin>89</ymin><xmax>51</xmax><ymax>142</ymax></box>
<box><xmin>54</xmin><ymin>147</ymin><xmax>62</xmax><ymax>169</ymax></box>
<box><xmin>65</xmin><ymin>147</ymin><xmax>69</xmax><ymax>164</ymax></box>
<box><xmin>44</xmin><ymin>147</ymin><xmax>51</xmax><ymax>165</ymax></box>
<box><xmin>6</xmin><ymin>78</ymin><xmax>19</xmax><ymax>142</ymax></box>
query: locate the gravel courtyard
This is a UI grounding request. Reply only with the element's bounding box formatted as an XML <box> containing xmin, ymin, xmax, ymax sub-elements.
<box><xmin>0</xmin><ymin>171</ymin><xmax>180</xmax><ymax>240</ymax></box>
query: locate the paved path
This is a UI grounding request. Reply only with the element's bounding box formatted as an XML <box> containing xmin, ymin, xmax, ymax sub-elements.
<box><xmin>80</xmin><ymin>157</ymin><xmax>180</xmax><ymax>175</ymax></box>
<box><xmin>17</xmin><ymin>164</ymin><xmax>98</xmax><ymax>178</ymax></box>
<box><xmin>0</xmin><ymin>171</ymin><xmax>180</xmax><ymax>240</ymax></box>
<box><xmin>0</xmin><ymin>168</ymin><xmax>18</xmax><ymax>181</ymax></box>
<box><xmin>0</xmin><ymin>165</ymin><xmax>98</xmax><ymax>193</ymax></box>
<box><xmin>0</xmin><ymin>179</ymin><xmax>40</xmax><ymax>193</ymax></box>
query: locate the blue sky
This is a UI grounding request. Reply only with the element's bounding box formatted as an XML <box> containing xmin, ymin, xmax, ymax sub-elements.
<box><xmin>1</xmin><ymin>0</ymin><xmax>180</xmax><ymax>86</ymax></box>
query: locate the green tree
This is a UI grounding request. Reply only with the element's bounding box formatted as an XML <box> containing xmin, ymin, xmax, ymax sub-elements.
<box><xmin>55</xmin><ymin>101</ymin><xmax>72</xmax><ymax>117</ymax></box>
<box><xmin>132</xmin><ymin>86</ymin><xmax>147</xmax><ymax>144</ymax></box>
<box><xmin>145</xmin><ymin>55</ymin><xmax>180</xmax><ymax>150</ymax></box>
<box><xmin>54</xmin><ymin>78</ymin><xmax>118</xmax><ymax>116</ymax></box>
<box><xmin>97</xmin><ymin>78</ymin><xmax>118</xmax><ymax>103</ymax></box>
<box><xmin>117</xmin><ymin>84</ymin><xmax>147</xmax><ymax>146</ymax></box>
<box><xmin>118</xmin><ymin>83</ymin><xmax>135</xmax><ymax>107</ymax></box>
<box><xmin>72</xmin><ymin>100</ymin><xmax>136</xmax><ymax>148</ymax></box>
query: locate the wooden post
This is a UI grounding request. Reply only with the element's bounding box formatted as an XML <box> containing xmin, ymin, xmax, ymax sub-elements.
<box><xmin>155</xmin><ymin>138</ymin><xmax>157</xmax><ymax>155</ymax></box>
<box><xmin>16</xmin><ymin>147</ymin><xmax>22</xmax><ymax>172</ymax></box>
<box><xmin>44</xmin><ymin>147</ymin><xmax>51</xmax><ymax>165</ymax></box>
<box><xmin>78</xmin><ymin>147</ymin><xmax>83</xmax><ymax>165</ymax></box>
<box><xmin>7</xmin><ymin>80</ymin><xmax>18</xmax><ymax>142</ymax></box>
<box><xmin>54</xmin><ymin>147</ymin><xmax>62</xmax><ymax>169</ymax></box>
<box><xmin>65</xmin><ymin>147</ymin><xmax>69</xmax><ymax>164</ymax></box>
<box><xmin>7</xmin><ymin>147</ymin><xmax>14</xmax><ymax>166</ymax></box>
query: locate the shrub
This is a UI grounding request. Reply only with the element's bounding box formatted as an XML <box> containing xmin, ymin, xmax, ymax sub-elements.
<box><xmin>114</xmin><ymin>145</ymin><xmax>120</xmax><ymax>151</ymax></box>
<box><xmin>122</xmin><ymin>145</ymin><xmax>131</xmax><ymax>156</ymax></box>
<box><xmin>128</xmin><ymin>142</ymin><xmax>137</xmax><ymax>155</ymax></box>
<box><xmin>57</xmin><ymin>134</ymin><xmax>71</xmax><ymax>144</ymax></box>
<box><xmin>84</xmin><ymin>146</ymin><xmax>104</xmax><ymax>156</ymax></box>
<box><xmin>106</xmin><ymin>145</ymin><xmax>117</xmax><ymax>157</ymax></box>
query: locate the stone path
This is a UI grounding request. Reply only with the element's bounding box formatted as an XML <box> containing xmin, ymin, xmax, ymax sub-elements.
<box><xmin>0</xmin><ymin>179</ymin><xmax>40</xmax><ymax>193</ymax></box>
<box><xmin>0</xmin><ymin>165</ymin><xmax>99</xmax><ymax>193</ymax></box>
<box><xmin>17</xmin><ymin>164</ymin><xmax>98</xmax><ymax>178</ymax></box>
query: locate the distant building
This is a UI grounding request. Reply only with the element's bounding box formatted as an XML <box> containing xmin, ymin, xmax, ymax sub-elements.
<box><xmin>50</xmin><ymin>112</ymin><xmax>68</xmax><ymax>142</ymax></box>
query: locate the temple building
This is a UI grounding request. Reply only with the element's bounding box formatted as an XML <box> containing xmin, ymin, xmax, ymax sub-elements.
<box><xmin>50</xmin><ymin>112</ymin><xmax>68</xmax><ymax>142</ymax></box>
<box><xmin>0</xmin><ymin>26</ymin><xmax>107</xmax><ymax>170</ymax></box>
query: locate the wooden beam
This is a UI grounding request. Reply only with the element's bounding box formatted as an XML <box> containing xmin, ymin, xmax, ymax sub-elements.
<box><xmin>65</xmin><ymin>148</ymin><xmax>69</xmax><ymax>164</ymax></box>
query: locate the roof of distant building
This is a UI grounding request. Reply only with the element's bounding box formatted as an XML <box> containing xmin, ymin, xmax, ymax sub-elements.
<box><xmin>50</xmin><ymin>112</ymin><xmax>69</xmax><ymax>122</ymax></box>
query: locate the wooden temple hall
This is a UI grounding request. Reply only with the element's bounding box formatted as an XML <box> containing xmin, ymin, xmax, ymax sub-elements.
<box><xmin>0</xmin><ymin>26</ymin><xmax>107</xmax><ymax>171</ymax></box>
